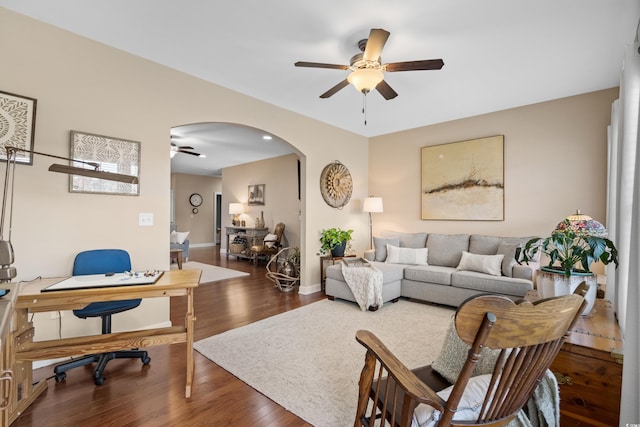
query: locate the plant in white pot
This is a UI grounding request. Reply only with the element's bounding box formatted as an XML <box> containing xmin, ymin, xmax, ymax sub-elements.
<box><xmin>517</xmin><ymin>211</ymin><xmax>618</xmax><ymax>315</ymax></box>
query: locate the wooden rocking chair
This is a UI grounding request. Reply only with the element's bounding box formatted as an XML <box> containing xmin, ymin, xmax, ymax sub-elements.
<box><xmin>354</xmin><ymin>293</ymin><xmax>586</xmax><ymax>427</ymax></box>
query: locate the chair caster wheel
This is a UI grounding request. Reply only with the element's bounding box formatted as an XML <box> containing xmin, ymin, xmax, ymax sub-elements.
<box><xmin>142</xmin><ymin>356</ymin><xmax>151</xmax><ymax>365</ymax></box>
<box><xmin>94</xmin><ymin>375</ymin><xmax>105</xmax><ymax>385</ymax></box>
<box><xmin>55</xmin><ymin>373</ymin><xmax>66</xmax><ymax>382</ymax></box>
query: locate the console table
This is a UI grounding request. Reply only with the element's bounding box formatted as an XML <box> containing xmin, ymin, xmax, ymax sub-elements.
<box><xmin>527</xmin><ymin>292</ymin><xmax>623</xmax><ymax>426</ymax></box>
<box><xmin>225</xmin><ymin>226</ymin><xmax>268</xmax><ymax>260</ymax></box>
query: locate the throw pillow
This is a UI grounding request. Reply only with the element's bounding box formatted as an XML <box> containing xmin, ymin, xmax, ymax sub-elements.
<box><xmin>373</xmin><ymin>236</ymin><xmax>400</xmax><ymax>261</ymax></box>
<box><xmin>263</xmin><ymin>233</ymin><xmax>278</xmax><ymax>248</ymax></box>
<box><xmin>174</xmin><ymin>231</ymin><xmax>190</xmax><ymax>244</ymax></box>
<box><xmin>496</xmin><ymin>241</ymin><xmax>520</xmax><ymax>277</ymax></box>
<box><xmin>412</xmin><ymin>374</ymin><xmax>493</xmax><ymax>427</ymax></box>
<box><xmin>170</xmin><ymin>230</ymin><xmax>178</xmax><ymax>244</ymax></box>
<box><xmin>380</xmin><ymin>231</ymin><xmax>427</xmax><ymax>248</ymax></box>
<box><xmin>385</xmin><ymin>244</ymin><xmax>428</xmax><ymax>265</ymax></box>
<box><xmin>431</xmin><ymin>319</ymin><xmax>501</xmax><ymax>384</ymax></box>
<box><xmin>456</xmin><ymin>251</ymin><xmax>504</xmax><ymax>276</ymax></box>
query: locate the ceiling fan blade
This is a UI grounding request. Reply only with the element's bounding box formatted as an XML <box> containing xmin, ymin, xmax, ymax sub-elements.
<box><xmin>385</xmin><ymin>59</ymin><xmax>444</xmax><ymax>72</ymax></box>
<box><xmin>295</xmin><ymin>61</ymin><xmax>349</xmax><ymax>70</ymax></box>
<box><xmin>363</xmin><ymin>28</ymin><xmax>390</xmax><ymax>62</ymax></box>
<box><xmin>179</xmin><ymin>145</ymin><xmax>195</xmax><ymax>150</ymax></box>
<box><xmin>320</xmin><ymin>79</ymin><xmax>350</xmax><ymax>98</ymax></box>
<box><xmin>376</xmin><ymin>80</ymin><xmax>398</xmax><ymax>100</ymax></box>
<box><xmin>180</xmin><ymin>150</ymin><xmax>201</xmax><ymax>157</ymax></box>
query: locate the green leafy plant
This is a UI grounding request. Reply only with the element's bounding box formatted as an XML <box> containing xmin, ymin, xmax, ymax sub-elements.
<box><xmin>516</xmin><ymin>219</ymin><xmax>618</xmax><ymax>277</ymax></box>
<box><xmin>319</xmin><ymin>227</ymin><xmax>353</xmax><ymax>255</ymax></box>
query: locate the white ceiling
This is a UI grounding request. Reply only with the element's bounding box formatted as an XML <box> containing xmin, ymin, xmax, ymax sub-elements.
<box><xmin>2</xmin><ymin>0</ymin><xmax>638</xmax><ymax>175</ymax></box>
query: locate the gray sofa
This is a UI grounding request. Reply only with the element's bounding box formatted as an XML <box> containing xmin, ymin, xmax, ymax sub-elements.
<box><xmin>325</xmin><ymin>231</ymin><xmax>539</xmax><ymax>309</ymax></box>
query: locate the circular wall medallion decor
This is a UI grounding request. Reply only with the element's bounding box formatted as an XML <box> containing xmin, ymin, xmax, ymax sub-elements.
<box><xmin>319</xmin><ymin>161</ymin><xmax>353</xmax><ymax>209</ymax></box>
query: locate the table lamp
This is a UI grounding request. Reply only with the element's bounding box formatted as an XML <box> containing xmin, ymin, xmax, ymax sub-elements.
<box><xmin>363</xmin><ymin>196</ymin><xmax>383</xmax><ymax>249</ymax></box>
<box><xmin>229</xmin><ymin>203</ymin><xmax>243</xmax><ymax>226</ymax></box>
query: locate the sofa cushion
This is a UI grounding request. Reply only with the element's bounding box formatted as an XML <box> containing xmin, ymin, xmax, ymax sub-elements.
<box><xmin>451</xmin><ymin>270</ymin><xmax>533</xmax><ymax>297</ymax></box>
<box><xmin>456</xmin><ymin>251</ymin><xmax>504</xmax><ymax>276</ymax></box>
<box><xmin>381</xmin><ymin>230</ymin><xmax>427</xmax><ymax>248</ymax></box>
<box><xmin>385</xmin><ymin>245</ymin><xmax>428</xmax><ymax>265</ymax></box>
<box><xmin>496</xmin><ymin>241</ymin><xmax>520</xmax><ymax>277</ymax></box>
<box><xmin>468</xmin><ymin>234</ymin><xmax>503</xmax><ymax>255</ymax></box>
<box><xmin>325</xmin><ymin>261</ymin><xmax>405</xmax><ymax>284</ymax></box>
<box><xmin>426</xmin><ymin>234</ymin><xmax>470</xmax><ymax>267</ymax></box>
<box><xmin>373</xmin><ymin>236</ymin><xmax>400</xmax><ymax>261</ymax></box>
<box><xmin>403</xmin><ymin>265</ymin><xmax>455</xmax><ymax>286</ymax></box>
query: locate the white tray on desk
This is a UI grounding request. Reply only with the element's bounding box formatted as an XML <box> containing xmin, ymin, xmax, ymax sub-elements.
<box><xmin>41</xmin><ymin>271</ymin><xmax>164</xmax><ymax>292</ymax></box>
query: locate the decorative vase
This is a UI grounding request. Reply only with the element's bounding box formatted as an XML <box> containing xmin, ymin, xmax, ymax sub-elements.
<box><xmin>330</xmin><ymin>241</ymin><xmax>347</xmax><ymax>258</ymax></box>
<box><xmin>536</xmin><ymin>267</ymin><xmax>597</xmax><ymax>315</ymax></box>
<box><xmin>259</xmin><ymin>211</ymin><xmax>265</xmax><ymax>228</ymax></box>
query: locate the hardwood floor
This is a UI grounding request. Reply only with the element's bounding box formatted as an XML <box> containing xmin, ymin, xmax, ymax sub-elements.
<box><xmin>13</xmin><ymin>247</ymin><xmax>325</xmax><ymax>427</ymax></box>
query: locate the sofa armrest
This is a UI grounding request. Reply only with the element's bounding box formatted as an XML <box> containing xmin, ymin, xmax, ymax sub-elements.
<box><xmin>363</xmin><ymin>250</ymin><xmax>375</xmax><ymax>261</ymax></box>
<box><xmin>512</xmin><ymin>261</ymin><xmax>538</xmax><ymax>281</ymax></box>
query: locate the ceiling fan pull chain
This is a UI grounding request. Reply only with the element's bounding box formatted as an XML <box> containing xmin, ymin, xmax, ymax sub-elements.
<box><xmin>362</xmin><ymin>92</ymin><xmax>368</xmax><ymax>126</ymax></box>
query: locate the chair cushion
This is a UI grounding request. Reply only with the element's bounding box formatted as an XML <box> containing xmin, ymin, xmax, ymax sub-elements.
<box><xmin>403</xmin><ymin>265</ymin><xmax>454</xmax><ymax>286</ymax></box>
<box><xmin>73</xmin><ymin>299</ymin><xmax>142</xmax><ymax>318</ymax></box>
<box><xmin>431</xmin><ymin>319</ymin><xmax>502</xmax><ymax>383</ymax></box>
<box><xmin>451</xmin><ymin>271</ymin><xmax>533</xmax><ymax>296</ymax></box>
<box><xmin>412</xmin><ymin>374</ymin><xmax>493</xmax><ymax>427</ymax></box>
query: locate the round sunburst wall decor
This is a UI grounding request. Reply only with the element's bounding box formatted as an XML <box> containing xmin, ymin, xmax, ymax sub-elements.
<box><xmin>319</xmin><ymin>161</ymin><xmax>353</xmax><ymax>209</ymax></box>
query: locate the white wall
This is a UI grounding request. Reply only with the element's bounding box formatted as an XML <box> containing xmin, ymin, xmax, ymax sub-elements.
<box><xmin>1</xmin><ymin>8</ymin><xmax>369</xmax><ymax>338</ymax></box>
<box><xmin>370</xmin><ymin>89</ymin><xmax>618</xmax><ymax>242</ymax></box>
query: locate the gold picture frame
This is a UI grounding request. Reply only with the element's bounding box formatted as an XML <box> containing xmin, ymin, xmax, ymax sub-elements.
<box><xmin>421</xmin><ymin>135</ymin><xmax>504</xmax><ymax>220</ymax></box>
<box><xmin>69</xmin><ymin>130</ymin><xmax>140</xmax><ymax>195</ymax></box>
<box><xmin>0</xmin><ymin>90</ymin><xmax>37</xmax><ymax>165</ymax></box>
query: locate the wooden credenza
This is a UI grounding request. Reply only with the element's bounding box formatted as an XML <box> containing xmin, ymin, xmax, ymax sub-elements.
<box><xmin>550</xmin><ymin>298</ymin><xmax>623</xmax><ymax>426</ymax></box>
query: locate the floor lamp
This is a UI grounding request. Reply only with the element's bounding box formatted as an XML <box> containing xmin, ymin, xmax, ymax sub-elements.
<box><xmin>363</xmin><ymin>196</ymin><xmax>383</xmax><ymax>250</ymax></box>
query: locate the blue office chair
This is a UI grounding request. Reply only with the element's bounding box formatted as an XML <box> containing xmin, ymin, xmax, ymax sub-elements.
<box><xmin>53</xmin><ymin>249</ymin><xmax>151</xmax><ymax>385</ymax></box>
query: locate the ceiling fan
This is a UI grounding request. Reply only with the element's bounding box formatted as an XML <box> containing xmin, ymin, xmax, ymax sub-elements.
<box><xmin>170</xmin><ymin>142</ymin><xmax>202</xmax><ymax>158</ymax></box>
<box><xmin>295</xmin><ymin>28</ymin><xmax>444</xmax><ymax>100</ymax></box>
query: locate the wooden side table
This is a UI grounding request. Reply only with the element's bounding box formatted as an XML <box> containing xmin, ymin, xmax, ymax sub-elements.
<box><xmin>319</xmin><ymin>254</ymin><xmax>355</xmax><ymax>292</ymax></box>
<box><xmin>170</xmin><ymin>248</ymin><xmax>183</xmax><ymax>269</ymax></box>
<box><xmin>526</xmin><ymin>291</ymin><xmax>623</xmax><ymax>426</ymax></box>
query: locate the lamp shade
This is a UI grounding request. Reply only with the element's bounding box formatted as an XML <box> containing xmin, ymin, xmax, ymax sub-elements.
<box><xmin>348</xmin><ymin>69</ymin><xmax>384</xmax><ymax>93</ymax></box>
<box><xmin>555</xmin><ymin>210</ymin><xmax>607</xmax><ymax>238</ymax></box>
<box><xmin>229</xmin><ymin>203</ymin><xmax>244</xmax><ymax>215</ymax></box>
<box><xmin>363</xmin><ymin>197</ymin><xmax>384</xmax><ymax>213</ymax></box>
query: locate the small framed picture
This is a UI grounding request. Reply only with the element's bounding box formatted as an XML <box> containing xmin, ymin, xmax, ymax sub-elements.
<box><xmin>0</xmin><ymin>90</ymin><xmax>37</xmax><ymax>165</ymax></box>
<box><xmin>69</xmin><ymin>130</ymin><xmax>140</xmax><ymax>195</ymax></box>
<box><xmin>248</xmin><ymin>184</ymin><xmax>265</xmax><ymax>205</ymax></box>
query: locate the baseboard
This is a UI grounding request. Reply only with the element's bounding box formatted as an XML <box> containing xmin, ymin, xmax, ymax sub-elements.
<box><xmin>190</xmin><ymin>242</ymin><xmax>217</xmax><ymax>248</ymax></box>
<box><xmin>299</xmin><ymin>283</ymin><xmax>321</xmax><ymax>295</ymax></box>
<box><xmin>33</xmin><ymin>320</ymin><xmax>174</xmax><ymax>370</ymax></box>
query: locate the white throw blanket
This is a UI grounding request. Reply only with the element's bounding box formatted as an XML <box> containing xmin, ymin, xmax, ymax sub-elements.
<box><xmin>341</xmin><ymin>260</ymin><xmax>383</xmax><ymax>311</ymax></box>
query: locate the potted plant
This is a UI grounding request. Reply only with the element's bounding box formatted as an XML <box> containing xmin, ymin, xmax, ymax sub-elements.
<box><xmin>319</xmin><ymin>227</ymin><xmax>353</xmax><ymax>257</ymax></box>
<box><xmin>517</xmin><ymin>216</ymin><xmax>618</xmax><ymax>314</ymax></box>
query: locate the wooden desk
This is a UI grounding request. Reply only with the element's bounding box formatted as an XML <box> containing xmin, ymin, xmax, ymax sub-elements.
<box><xmin>6</xmin><ymin>269</ymin><xmax>200</xmax><ymax>425</ymax></box>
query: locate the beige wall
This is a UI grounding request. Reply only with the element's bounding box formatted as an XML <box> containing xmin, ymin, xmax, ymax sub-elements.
<box><xmin>171</xmin><ymin>173</ymin><xmax>222</xmax><ymax>245</ymax></box>
<box><xmin>2</xmin><ymin>9</ymin><xmax>369</xmax><ymax>341</ymax></box>
<box><xmin>222</xmin><ymin>154</ymin><xmax>301</xmax><ymax>250</ymax></box>
<box><xmin>370</xmin><ymin>89</ymin><xmax>618</xmax><ymax>242</ymax></box>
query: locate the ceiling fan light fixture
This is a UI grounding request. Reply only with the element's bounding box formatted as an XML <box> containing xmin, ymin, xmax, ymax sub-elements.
<box><xmin>348</xmin><ymin>68</ymin><xmax>384</xmax><ymax>93</ymax></box>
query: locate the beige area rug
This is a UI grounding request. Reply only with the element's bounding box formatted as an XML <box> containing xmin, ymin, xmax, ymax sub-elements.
<box><xmin>170</xmin><ymin>261</ymin><xmax>249</xmax><ymax>283</ymax></box>
<box><xmin>194</xmin><ymin>298</ymin><xmax>454</xmax><ymax>427</ymax></box>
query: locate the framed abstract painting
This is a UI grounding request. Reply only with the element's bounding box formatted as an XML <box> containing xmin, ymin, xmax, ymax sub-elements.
<box><xmin>421</xmin><ymin>135</ymin><xmax>504</xmax><ymax>220</ymax></box>
<box><xmin>0</xmin><ymin>90</ymin><xmax>37</xmax><ymax>165</ymax></box>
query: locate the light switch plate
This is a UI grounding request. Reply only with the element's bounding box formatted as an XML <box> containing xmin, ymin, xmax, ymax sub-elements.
<box><xmin>139</xmin><ymin>213</ymin><xmax>154</xmax><ymax>226</ymax></box>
